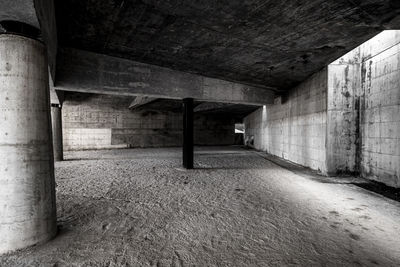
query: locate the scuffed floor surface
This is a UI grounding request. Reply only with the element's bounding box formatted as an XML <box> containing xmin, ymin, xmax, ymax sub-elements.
<box><xmin>1</xmin><ymin>147</ymin><xmax>400</xmax><ymax>266</ymax></box>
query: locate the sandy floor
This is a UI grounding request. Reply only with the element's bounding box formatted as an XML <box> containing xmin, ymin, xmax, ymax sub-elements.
<box><xmin>1</xmin><ymin>146</ymin><xmax>400</xmax><ymax>266</ymax></box>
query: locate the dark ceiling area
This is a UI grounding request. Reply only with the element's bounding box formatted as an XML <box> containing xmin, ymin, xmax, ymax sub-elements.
<box><xmin>56</xmin><ymin>0</ymin><xmax>400</xmax><ymax>92</ymax></box>
<box><xmin>142</xmin><ymin>99</ymin><xmax>258</xmax><ymax>120</ymax></box>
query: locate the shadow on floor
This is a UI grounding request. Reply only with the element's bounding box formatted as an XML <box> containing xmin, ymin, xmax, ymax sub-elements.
<box><xmin>353</xmin><ymin>181</ymin><xmax>400</xmax><ymax>202</ymax></box>
<box><xmin>255</xmin><ymin>151</ymin><xmax>400</xmax><ymax>203</ymax></box>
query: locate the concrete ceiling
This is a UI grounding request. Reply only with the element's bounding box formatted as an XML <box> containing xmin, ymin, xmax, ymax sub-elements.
<box><xmin>56</xmin><ymin>0</ymin><xmax>400</xmax><ymax>92</ymax></box>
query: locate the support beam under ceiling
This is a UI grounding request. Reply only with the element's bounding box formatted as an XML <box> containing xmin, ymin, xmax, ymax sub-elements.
<box><xmin>55</xmin><ymin>48</ymin><xmax>275</xmax><ymax>106</ymax></box>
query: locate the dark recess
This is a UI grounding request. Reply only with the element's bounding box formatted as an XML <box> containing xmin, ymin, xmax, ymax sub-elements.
<box><xmin>0</xmin><ymin>20</ymin><xmax>41</xmax><ymax>40</ymax></box>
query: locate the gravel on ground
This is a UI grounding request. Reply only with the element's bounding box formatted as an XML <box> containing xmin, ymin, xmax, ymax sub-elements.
<box><xmin>1</xmin><ymin>146</ymin><xmax>400</xmax><ymax>266</ymax></box>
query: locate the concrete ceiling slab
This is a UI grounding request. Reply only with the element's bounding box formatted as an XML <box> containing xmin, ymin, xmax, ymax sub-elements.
<box><xmin>56</xmin><ymin>0</ymin><xmax>400</xmax><ymax>92</ymax></box>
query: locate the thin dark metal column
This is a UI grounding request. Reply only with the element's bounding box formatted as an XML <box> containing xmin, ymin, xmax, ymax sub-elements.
<box><xmin>182</xmin><ymin>98</ymin><xmax>194</xmax><ymax>169</ymax></box>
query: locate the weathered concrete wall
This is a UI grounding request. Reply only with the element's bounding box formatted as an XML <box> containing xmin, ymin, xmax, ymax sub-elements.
<box><xmin>248</xmin><ymin>31</ymin><xmax>400</xmax><ymax>187</ymax></box>
<box><xmin>326</xmin><ymin>49</ymin><xmax>361</xmax><ymax>175</ymax></box>
<box><xmin>244</xmin><ymin>69</ymin><xmax>328</xmax><ymax>173</ymax></box>
<box><xmin>62</xmin><ymin>93</ymin><xmax>235</xmax><ymax>150</ymax></box>
<box><xmin>360</xmin><ymin>32</ymin><xmax>400</xmax><ymax>187</ymax></box>
<box><xmin>326</xmin><ymin>31</ymin><xmax>400</xmax><ymax>187</ymax></box>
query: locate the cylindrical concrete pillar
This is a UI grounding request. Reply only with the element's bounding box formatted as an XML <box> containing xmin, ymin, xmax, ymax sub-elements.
<box><xmin>51</xmin><ymin>104</ymin><xmax>63</xmax><ymax>161</ymax></box>
<box><xmin>0</xmin><ymin>34</ymin><xmax>57</xmax><ymax>254</ymax></box>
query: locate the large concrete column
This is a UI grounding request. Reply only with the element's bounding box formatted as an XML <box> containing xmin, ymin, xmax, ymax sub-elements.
<box><xmin>51</xmin><ymin>104</ymin><xmax>63</xmax><ymax>161</ymax></box>
<box><xmin>0</xmin><ymin>34</ymin><xmax>57</xmax><ymax>254</ymax></box>
<box><xmin>182</xmin><ymin>98</ymin><xmax>194</xmax><ymax>169</ymax></box>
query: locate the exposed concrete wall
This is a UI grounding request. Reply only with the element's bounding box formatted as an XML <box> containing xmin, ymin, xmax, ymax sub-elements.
<box><xmin>326</xmin><ymin>49</ymin><xmax>361</xmax><ymax>174</ymax></box>
<box><xmin>246</xmin><ymin>31</ymin><xmax>400</xmax><ymax>187</ymax></box>
<box><xmin>0</xmin><ymin>34</ymin><xmax>56</xmax><ymax>254</ymax></box>
<box><xmin>360</xmin><ymin>33</ymin><xmax>400</xmax><ymax>187</ymax></box>
<box><xmin>327</xmin><ymin>31</ymin><xmax>400</xmax><ymax>187</ymax></box>
<box><xmin>62</xmin><ymin>93</ymin><xmax>235</xmax><ymax>151</ymax></box>
<box><xmin>244</xmin><ymin>69</ymin><xmax>328</xmax><ymax>173</ymax></box>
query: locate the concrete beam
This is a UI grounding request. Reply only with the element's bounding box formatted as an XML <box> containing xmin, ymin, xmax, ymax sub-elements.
<box><xmin>0</xmin><ymin>0</ymin><xmax>57</xmax><ymax>79</ymax></box>
<box><xmin>55</xmin><ymin>48</ymin><xmax>275</xmax><ymax>105</ymax></box>
<box><xmin>129</xmin><ymin>96</ymin><xmax>157</xmax><ymax>110</ymax></box>
<box><xmin>194</xmin><ymin>102</ymin><xmax>233</xmax><ymax>113</ymax></box>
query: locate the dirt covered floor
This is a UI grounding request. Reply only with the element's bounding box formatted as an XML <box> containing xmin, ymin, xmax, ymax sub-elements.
<box><xmin>1</xmin><ymin>147</ymin><xmax>400</xmax><ymax>266</ymax></box>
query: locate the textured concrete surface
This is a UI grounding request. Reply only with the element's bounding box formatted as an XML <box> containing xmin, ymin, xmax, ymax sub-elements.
<box><xmin>34</xmin><ymin>0</ymin><xmax>58</xmax><ymax>79</ymax></box>
<box><xmin>1</xmin><ymin>147</ymin><xmax>400</xmax><ymax>266</ymax></box>
<box><xmin>129</xmin><ymin>96</ymin><xmax>157</xmax><ymax>109</ymax></box>
<box><xmin>245</xmin><ymin>31</ymin><xmax>400</xmax><ymax>188</ymax></box>
<box><xmin>0</xmin><ymin>0</ymin><xmax>38</xmax><ymax>28</ymax></box>
<box><xmin>0</xmin><ymin>0</ymin><xmax>58</xmax><ymax>79</ymax></box>
<box><xmin>0</xmin><ymin>34</ymin><xmax>56</xmax><ymax>254</ymax></box>
<box><xmin>51</xmin><ymin>105</ymin><xmax>63</xmax><ymax>161</ymax></box>
<box><xmin>244</xmin><ymin>69</ymin><xmax>328</xmax><ymax>173</ymax></box>
<box><xmin>56</xmin><ymin>48</ymin><xmax>274</xmax><ymax>105</ymax></box>
<box><xmin>327</xmin><ymin>30</ymin><xmax>400</xmax><ymax>187</ymax></box>
<box><xmin>194</xmin><ymin>102</ymin><xmax>258</xmax><ymax>121</ymax></box>
<box><xmin>62</xmin><ymin>93</ymin><xmax>235</xmax><ymax>150</ymax></box>
<box><xmin>327</xmin><ymin>55</ymin><xmax>361</xmax><ymax>174</ymax></box>
<box><xmin>360</xmin><ymin>32</ymin><xmax>400</xmax><ymax>188</ymax></box>
<box><xmin>55</xmin><ymin>0</ymin><xmax>400</xmax><ymax>91</ymax></box>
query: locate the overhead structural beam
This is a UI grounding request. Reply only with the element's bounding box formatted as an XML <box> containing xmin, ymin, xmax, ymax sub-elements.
<box><xmin>129</xmin><ymin>96</ymin><xmax>157</xmax><ymax>110</ymax></box>
<box><xmin>55</xmin><ymin>48</ymin><xmax>275</xmax><ymax>105</ymax></box>
<box><xmin>194</xmin><ymin>102</ymin><xmax>233</xmax><ymax>113</ymax></box>
<box><xmin>182</xmin><ymin>98</ymin><xmax>194</xmax><ymax>169</ymax></box>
